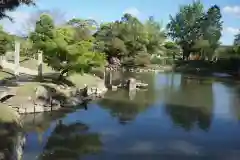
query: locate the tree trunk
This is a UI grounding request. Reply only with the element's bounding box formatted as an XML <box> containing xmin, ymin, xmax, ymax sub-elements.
<box><xmin>183</xmin><ymin>49</ymin><xmax>190</xmax><ymax>60</ymax></box>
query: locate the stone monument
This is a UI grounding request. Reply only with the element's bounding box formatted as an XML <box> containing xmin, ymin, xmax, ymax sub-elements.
<box><xmin>14</xmin><ymin>41</ymin><xmax>20</xmax><ymax>76</ymax></box>
<box><xmin>37</xmin><ymin>50</ymin><xmax>43</xmax><ymax>78</ymax></box>
<box><xmin>127</xmin><ymin>78</ymin><xmax>136</xmax><ymax>91</ymax></box>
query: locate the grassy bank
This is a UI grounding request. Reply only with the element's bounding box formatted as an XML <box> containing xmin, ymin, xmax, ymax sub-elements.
<box><xmin>0</xmin><ymin>58</ymin><xmax>105</xmax><ymax>125</ymax></box>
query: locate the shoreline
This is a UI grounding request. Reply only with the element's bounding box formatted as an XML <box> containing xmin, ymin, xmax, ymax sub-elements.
<box><xmin>0</xmin><ymin>76</ymin><xmax>108</xmax><ymax>126</ymax></box>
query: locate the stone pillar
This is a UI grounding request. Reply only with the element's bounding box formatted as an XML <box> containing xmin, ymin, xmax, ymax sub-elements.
<box><xmin>14</xmin><ymin>41</ymin><xmax>20</xmax><ymax>76</ymax></box>
<box><xmin>127</xmin><ymin>78</ymin><xmax>136</xmax><ymax>91</ymax></box>
<box><xmin>0</xmin><ymin>55</ymin><xmax>4</xmax><ymax>66</ymax></box>
<box><xmin>103</xmin><ymin>67</ymin><xmax>106</xmax><ymax>85</ymax></box>
<box><xmin>109</xmin><ymin>71</ymin><xmax>112</xmax><ymax>86</ymax></box>
<box><xmin>37</xmin><ymin>50</ymin><xmax>43</xmax><ymax>78</ymax></box>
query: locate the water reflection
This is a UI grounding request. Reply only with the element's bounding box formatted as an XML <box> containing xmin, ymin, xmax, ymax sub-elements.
<box><xmin>39</xmin><ymin>121</ymin><xmax>101</xmax><ymax>160</ymax></box>
<box><xmin>129</xmin><ymin>90</ymin><xmax>136</xmax><ymax>100</ymax></box>
<box><xmin>165</xmin><ymin>104</ymin><xmax>212</xmax><ymax>131</ymax></box>
<box><xmin>99</xmin><ymin>72</ymin><xmax>157</xmax><ymax>125</ymax></box>
<box><xmin>4</xmin><ymin>72</ymin><xmax>240</xmax><ymax>159</ymax></box>
<box><xmin>0</xmin><ymin>123</ymin><xmax>25</xmax><ymax>160</ymax></box>
<box><xmin>163</xmin><ymin>76</ymin><xmax>214</xmax><ymax>131</ymax></box>
<box><xmin>99</xmin><ymin>89</ymin><xmax>155</xmax><ymax>125</ymax></box>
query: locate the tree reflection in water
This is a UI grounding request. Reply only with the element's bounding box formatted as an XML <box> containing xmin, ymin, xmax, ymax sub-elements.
<box><xmin>100</xmin><ymin>71</ymin><xmax>157</xmax><ymax>125</ymax></box>
<box><xmin>98</xmin><ymin>88</ymin><xmax>155</xmax><ymax>125</ymax></box>
<box><xmin>99</xmin><ymin>98</ymin><xmax>143</xmax><ymax>125</ymax></box>
<box><xmin>39</xmin><ymin>121</ymin><xmax>102</xmax><ymax>160</ymax></box>
<box><xmin>165</xmin><ymin>104</ymin><xmax>212</xmax><ymax>131</ymax></box>
<box><xmin>0</xmin><ymin>122</ymin><xmax>24</xmax><ymax>160</ymax></box>
<box><xmin>165</xmin><ymin>76</ymin><xmax>214</xmax><ymax>131</ymax></box>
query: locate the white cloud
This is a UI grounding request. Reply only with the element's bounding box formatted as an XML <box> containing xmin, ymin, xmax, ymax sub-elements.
<box><xmin>0</xmin><ymin>9</ymin><xmax>74</xmax><ymax>36</ymax></box>
<box><xmin>123</xmin><ymin>7</ymin><xmax>140</xmax><ymax>17</ymax></box>
<box><xmin>223</xmin><ymin>27</ymin><xmax>240</xmax><ymax>35</ymax></box>
<box><xmin>223</xmin><ymin>6</ymin><xmax>240</xmax><ymax>17</ymax></box>
<box><xmin>0</xmin><ymin>11</ymin><xmax>31</xmax><ymax>35</ymax></box>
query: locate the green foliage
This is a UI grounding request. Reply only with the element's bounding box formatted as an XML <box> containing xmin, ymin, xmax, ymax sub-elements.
<box><xmin>167</xmin><ymin>0</ymin><xmax>223</xmax><ymax>59</ymax></box>
<box><xmin>134</xmin><ymin>52</ymin><xmax>151</xmax><ymax>66</ymax></box>
<box><xmin>164</xmin><ymin>41</ymin><xmax>180</xmax><ymax>57</ymax></box>
<box><xmin>30</xmin><ymin>14</ymin><xmax>106</xmax><ymax>76</ymax></box>
<box><xmin>1</xmin><ymin>1</ymin><xmax>237</xmax><ymax>73</ymax></box>
<box><xmin>0</xmin><ymin>27</ymin><xmax>13</xmax><ymax>55</ymax></box>
<box><xmin>95</xmin><ymin>14</ymin><xmax>166</xmax><ymax>66</ymax></box>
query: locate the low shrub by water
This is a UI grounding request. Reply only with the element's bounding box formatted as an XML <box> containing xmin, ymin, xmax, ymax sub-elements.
<box><xmin>174</xmin><ymin>58</ymin><xmax>240</xmax><ymax>76</ymax></box>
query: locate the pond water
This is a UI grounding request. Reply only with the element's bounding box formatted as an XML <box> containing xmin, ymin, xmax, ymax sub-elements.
<box><xmin>7</xmin><ymin>72</ymin><xmax>240</xmax><ymax>159</ymax></box>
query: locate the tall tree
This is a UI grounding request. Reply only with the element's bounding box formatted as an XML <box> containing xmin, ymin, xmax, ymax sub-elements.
<box><xmin>200</xmin><ymin>5</ymin><xmax>223</xmax><ymax>58</ymax></box>
<box><xmin>167</xmin><ymin>1</ymin><xmax>223</xmax><ymax>59</ymax></box>
<box><xmin>67</xmin><ymin>18</ymin><xmax>98</xmax><ymax>41</ymax></box>
<box><xmin>95</xmin><ymin>14</ymin><xmax>166</xmax><ymax>66</ymax></box>
<box><xmin>30</xmin><ymin>14</ymin><xmax>106</xmax><ymax>79</ymax></box>
<box><xmin>30</xmin><ymin>14</ymin><xmax>55</xmax><ymax>52</ymax></box>
<box><xmin>167</xmin><ymin>0</ymin><xmax>204</xmax><ymax>59</ymax></box>
<box><xmin>144</xmin><ymin>16</ymin><xmax>166</xmax><ymax>55</ymax></box>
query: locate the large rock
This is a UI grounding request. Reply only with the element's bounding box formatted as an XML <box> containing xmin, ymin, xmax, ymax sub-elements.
<box><xmin>35</xmin><ymin>86</ymin><xmax>50</xmax><ymax>100</ymax></box>
<box><xmin>109</xmin><ymin>57</ymin><xmax>121</xmax><ymax>66</ymax></box>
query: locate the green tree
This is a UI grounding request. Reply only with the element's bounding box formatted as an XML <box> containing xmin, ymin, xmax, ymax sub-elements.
<box><xmin>95</xmin><ymin>14</ymin><xmax>166</xmax><ymax>66</ymax></box>
<box><xmin>94</xmin><ymin>22</ymin><xmax>127</xmax><ymax>62</ymax></box>
<box><xmin>167</xmin><ymin>1</ymin><xmax>222</xmax><ymax>60</ymax></box>
<box><xmin>163</xmin><ymin>41</ymin><xmax>180</xmax><ymax>58</ymax></box>
<box><xmin>200</xmin><ymin>5</ymin><xmax>223</xmax><ymax>59</ymax></box>
<box><xmin>0</xmin><ymin>26</ymin><xmax>13</xmax><ymax>55</ymax></box>
<box><xmin>67</xmin><ymin>18</ymin><xmax>98</xmax><ymax>41</ymax></box>
<box><xmin>144</xmin><ymin>16</ymin><xmax>166</xmax><ymax>55</ymax></box>
<box><xmin>30</xmin><ymin>14</ymin><xmax>106</xmax><ymax>79</ymax></box>
<box><xmin>167</xmin><ymin>0</ymin><xmax>204</xmax><ymax>59</ymax></box>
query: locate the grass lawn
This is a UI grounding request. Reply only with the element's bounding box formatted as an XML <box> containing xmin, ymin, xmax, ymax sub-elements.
<box><xmin>0</xmin><ymin>57</ymin><xmax>105</xmax><ymax>125</ymax></box>
<box><xmin>68</xmin><ymin>73</ymin><xmax>102</xmax><ymax>88</ymax></box>
<box><xmin>19</xmin><ymin>58</ymin><xmax>54</xmax><ymax>73</ymax></box>
<box><xmin>18</xmin><ymin>58</ymin><xmax>104</xmax><ymax>87</ymax></box>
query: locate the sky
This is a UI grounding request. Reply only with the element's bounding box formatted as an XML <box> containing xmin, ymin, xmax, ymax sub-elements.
<box><xmin>0</xmin><ymin>0</ymin><xmax>239</xmax><ymax>45</ymax></box>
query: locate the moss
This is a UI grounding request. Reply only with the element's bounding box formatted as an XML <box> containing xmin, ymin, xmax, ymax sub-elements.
<box><xmin>0</xmin><ymin>104</ymin><xmax>20</xmax><ymax>124</ymax></box>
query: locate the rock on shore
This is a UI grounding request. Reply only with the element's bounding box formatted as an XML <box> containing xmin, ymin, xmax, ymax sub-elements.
<box><xmin>0</xmin><ymin>78</ymin><xmax>108</xmax><ymax>127</ymax></box>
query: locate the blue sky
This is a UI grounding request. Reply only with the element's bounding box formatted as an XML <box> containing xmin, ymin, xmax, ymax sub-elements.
<box><xmin>0</xmin><ymin>0</ymin><xmax>240</xmax><ymax>45</ymax></box>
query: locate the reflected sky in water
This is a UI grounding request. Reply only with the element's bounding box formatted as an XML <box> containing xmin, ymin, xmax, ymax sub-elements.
<box><xmin>21</xmin><ymin>72</ymin><xmax>240</xmax><ymax>160</ymax></box>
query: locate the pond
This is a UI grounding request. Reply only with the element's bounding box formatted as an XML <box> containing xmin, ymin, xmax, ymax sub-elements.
<box><xmin>5</xmin><ymin>72</ymin><xmax>240</xmax><ymax>159</ymax></box>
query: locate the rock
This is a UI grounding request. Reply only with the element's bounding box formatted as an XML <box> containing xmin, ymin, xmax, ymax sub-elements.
<box><xmin>109</xmin><ymin>57</ymin><xmax>121</xmax><ymax>66</ymax></box>
<box><xmin>89</xmin><ymin>87</ymin><xmax>98</xmax><ymax>95</ymax></box>
<box><xmin>62</xmin><ymin>97</ymin><xmax>82</xmax><ymax>107</ymax></box>
<box><xmin>35</xmin><ymin>86</ymin><xmax>50</xmax><ymax>100</ymax></box>
<box><xmin>136</xmin><ymin>82</ymin><xmax>148</xmax><ymax>88</ymax></box>
<box><xmin>111</xmin><ymin>85</ymin><xmax>118</xmax><ymax>91</ymax></box>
